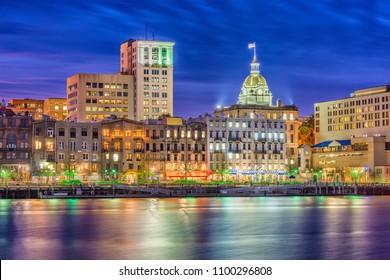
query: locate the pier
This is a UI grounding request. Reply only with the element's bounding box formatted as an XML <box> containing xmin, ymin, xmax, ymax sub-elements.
<box><xmin>0</xmin><ymin>183</ymin><xmax>390</xmax><ymax>199</ymax></box>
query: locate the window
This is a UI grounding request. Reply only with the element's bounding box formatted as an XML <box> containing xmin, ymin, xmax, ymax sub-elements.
<box><xmin>81</xmin><ymin>141</ymin><xmax>87</xmax><ymax>150</ymax></box>
<box><xmin>83</xmin><ymin>153</ymin><xmax>89</xmax><ymax>161</ymax></box>
<box><xmin>70</xmin><ymin>141</ymin><xmax>76</xmax><ymax>151</ymax></box>
<box><xmin>70</xmin><ymin>128</ymin><xmax>76</xmax><ymax>138</ymax></box>
<box><xmin>58</xmin><ymin>153</ymin><xmax>65</xmax><ymax>160</ymax></box>
<box><xmin>35</xmin><ymin>141</ymin><xmax>42</xmax><ymax>150</ymax></box>
<box><xmin>93</xmin><ymin>142</ymin><xmax>98</xmax><ymax>151</ymax></box>
<box><xmin>81</xmin><ymin>128</ymin><xmax>87</xmax><ymax>137</ymax></box>
<box><xmin>92</xmin><ymin>128</ymin><xmax>98</xmax><ymax>138</ymax></box>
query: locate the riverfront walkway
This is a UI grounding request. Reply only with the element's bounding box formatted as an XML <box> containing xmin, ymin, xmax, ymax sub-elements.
<box><xmin>0</xmin><ymin>183</ymin><xmax>389</xmax><ymax>199</ymax></box>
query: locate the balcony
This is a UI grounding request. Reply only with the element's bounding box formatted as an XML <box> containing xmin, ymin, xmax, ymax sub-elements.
<box><xmin>228</xmin><ymin>137</ymin><xmax>242</xmax><ymax>142</ymax></box>
<box><xmin>213</xmin><ymin>136</ymin><xmax>223</xmax><ymax>141</ymax></box>
<box><xmin>171</xmin><ymin>149</ymin><xmax>181</xmax><ymax>153</ymax></box>
<box><xmin>151</xmin><ymin>136</ymin><xmax>160</xmax><ymax>139</ymax></box>
<box><xmin>228</xmin><ymin>149</ymin><xmax>241</xmax><ymax>153</ymax></box>
<box><xmin>134</xmin><ymin>148</ymin><xmax>144</xmax><ymax>153</ymax></box>
<box><xmin>134</xmin><ymin>136</ymin><xmax>144</xmax><ymax>141</ymax></box>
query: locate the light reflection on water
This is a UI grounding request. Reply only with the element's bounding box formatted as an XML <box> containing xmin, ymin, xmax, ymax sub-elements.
<box><xmin>0</xmin><ymin>196</ymin><xmax>389</xmax><ymax>260</ymax></box>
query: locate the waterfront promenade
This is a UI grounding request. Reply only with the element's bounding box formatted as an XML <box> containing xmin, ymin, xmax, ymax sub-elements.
<box><xmin>0</xmin><ymin>183</ymin><xmax>389</xmax><ymax>199</ymax></box>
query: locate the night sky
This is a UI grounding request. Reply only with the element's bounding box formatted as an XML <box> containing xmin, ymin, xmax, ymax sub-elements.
<box><xmin>1</xmin><ymin>0</ymin><xmax>389</xmax><ymax>118</ymax></box>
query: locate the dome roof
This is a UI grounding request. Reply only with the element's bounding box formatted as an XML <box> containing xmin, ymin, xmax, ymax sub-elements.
<box><xmin>243</xmin><ymin>74</ymin><xmax>268</xmax><ymax>88</ymax></box>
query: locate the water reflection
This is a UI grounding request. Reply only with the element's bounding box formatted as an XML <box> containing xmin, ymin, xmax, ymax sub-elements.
<box><xmin>0</xmin><ymin>197</ymin><xmax>389</xmax><ymax>259</ymax></box>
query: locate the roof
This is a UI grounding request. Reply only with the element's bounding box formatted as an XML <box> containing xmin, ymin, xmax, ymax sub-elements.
<box><xmin>0</xmin><ymin>107</ymin><xmax>16</xmax><ymax>117</ymax></box>
<box><xmin>312</xmin><ymin>140</ymin><xmax>351</xmax><ymax>148</ymax></box>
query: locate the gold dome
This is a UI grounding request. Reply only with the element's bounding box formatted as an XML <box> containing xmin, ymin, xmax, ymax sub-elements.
<box><xmin>243</xmin><ymin>74</ymin><xmax>268</xmax><ymax>87</ymax></box>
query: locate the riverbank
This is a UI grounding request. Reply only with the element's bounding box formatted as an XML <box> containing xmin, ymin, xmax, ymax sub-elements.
<box><xmin>1</xmin><ymin>184</ymin><xmax>390</xmax><ymax>199</ymax></box>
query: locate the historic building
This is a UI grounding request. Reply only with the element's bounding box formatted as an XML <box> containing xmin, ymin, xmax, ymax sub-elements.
<box><xmin>44</xmin><ymin>98</ymin><xmax>67</xmax><ymax>121</ymax></box>
<box><xmin>31</xmin><ymin>117</ymin><xmax>57</xmax><ymax>183</ymax></box>
<box><xmin>32</xmin><ymin>119</ymin><xmax>102</xmax><ymax>184</ymax></box>
<box><xmin>66</xmin><ymin>73</ymin><xmax>134</xmax><ymax>122</ymax></box>
<box><xmin>213</xmin><ymin>47</ymin><xmax>300</xmax><ymax>178</ymax></box>
<box><xmin>8</xmin><ymin>98</ymin><xmax>44</xmax><ymax>120</ymax></box>
<box><xmin>100</xmin><ymin>116</ymin><xmax>208</xmax><ymax>183</ymax></box>
<box><xmin>145</xmin><ymin>117</ymin><xmax>208</xmax><ymax>181</ymax></box>
<box><xmin>206</xmin><ymin>114</ymin><xmax>286</xmax><ymax>182</ymax></box>
<box><xmin>120</xmin><ymin>39</ymin><xmax>175</xmax><ymax>121</ymax></box>
<box><xmin>0</xmin><ymin>108</ymin><xmax>33</xmax><ymax>182</ymax></box>
<box><xmin>101</xmin><ymin>117</ymin><xmax>144</xmax><ymax>183</ymax></box>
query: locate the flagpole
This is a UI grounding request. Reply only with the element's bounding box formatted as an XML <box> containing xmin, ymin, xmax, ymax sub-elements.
<box><xmin>254</xmin><ymin>42</ymin><xmax>256</xmax><ymax>61</ymax></box>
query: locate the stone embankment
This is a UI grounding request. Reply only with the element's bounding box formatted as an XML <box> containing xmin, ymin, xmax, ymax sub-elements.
<box><xmin>0</xmin><ymin>183</ymin><xmax>389</xmax><ymax>199</ymax></box>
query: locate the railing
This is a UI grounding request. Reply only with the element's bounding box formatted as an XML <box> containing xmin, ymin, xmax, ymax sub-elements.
<box><xmin>228</xmin><ymin>137</ymin><xmax>242</xmax><ymax>141</ymax></box>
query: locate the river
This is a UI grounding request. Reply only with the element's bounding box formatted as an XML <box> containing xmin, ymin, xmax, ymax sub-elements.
<box><xmin>1</xmin><ymin>196</ymin><xmax>389</xmax><ymax>259</ymax></box>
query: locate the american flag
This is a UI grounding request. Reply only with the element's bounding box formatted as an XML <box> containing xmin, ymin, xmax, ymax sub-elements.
<box><xmin>248</xmin><ymin>43</ymin><xmax>255</xmax><ymax>49</ymax></box>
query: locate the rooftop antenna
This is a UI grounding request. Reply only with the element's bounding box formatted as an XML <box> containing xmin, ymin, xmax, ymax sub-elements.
<box><xmin>152</xmin><ymin>32</ymin><xmax>155</xmax><ymax>41</ymax></box>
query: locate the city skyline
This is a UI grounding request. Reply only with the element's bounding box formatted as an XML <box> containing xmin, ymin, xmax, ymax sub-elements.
<box><xmin>1</xmin><ymin>0</ymin><xmax>389</xmax><ymax>118</ymax></box>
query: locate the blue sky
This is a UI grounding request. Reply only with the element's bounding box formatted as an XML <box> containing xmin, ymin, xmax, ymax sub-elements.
<box><xmin>1</xmin><ymin>0</ymin><xmax>389</xmax><ymax>117</ymax></box>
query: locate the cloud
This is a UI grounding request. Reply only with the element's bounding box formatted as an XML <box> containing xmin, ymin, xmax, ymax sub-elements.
<box><xmin>1</xmin><ymin>0</ymin><xmax>389</xmax><ymax>117</ymax></box>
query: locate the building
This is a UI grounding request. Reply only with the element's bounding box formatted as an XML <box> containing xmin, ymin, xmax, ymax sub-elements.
<box><xmin>311</xmin><ymin>137</ymin><xmax>389</xmax><ymax>183</ymax></box>
<box><xmin>101</xmin><ymin>116</ymin><xmax>208</xmax><ymax>183</ymax></box>
<box><xmin>55</xmin><ymin>121</ymin><xmax>102</xmax><ymax>183</ymax></box>
<box><xmin>8</xmin><ymin>99</ymin><xmax>44</xmax><ymax>120</ymax></box>
<box><xmin>314</xmin><ymin>85</ymin><xmax>390</xmax><ymax>143</ymax></box>
<box><xmin>66</xmin><ymin>73</ymin><xmax>134</xmax><ymax>122</ymax></box>
<box><xmin>297</xmin><ymin>144</ymin><xmax>311</xmax><ymax>176</ymax></box>
<box><xmin>32</xmin><ymin>119</ymin><xmax>102</xmax><ymax>184</ymax></box>
<box><xmin>147</xmin><ymin>117</ymin><xmax>208</xmax><ymax>181</ymax></box>
<box><xmin>120</xmin><ymin>39</ymin><xmax>175</xmax><ymax>121</ymax></box>
<box><xmin>44</xmin><ymin>98</ymin><xmax>67</xmax><ymax>121</ymax></box>
<box><xmin>31</xmin><ymin>117</ymin><xmax>57</xmax><ymax>183</ymax></box>
<box><xmin>313</xmin><ymin>85</ymin><xmax>390</xmax><ymax>183</ymax></box>
<box><xmin>206</xmin><ymin>114</ymin><xmax>286</xmax><ymax>182</ymax></box>
<box><xmin>214</xmin><ymin>48</ymin><xmax>300</xmax><ymax>174</ymax></box>
<box><xmin>0</xmin><ymin>108</ymin><xmax>33</xmax><ymax>182</ymax></box>
<box><xmin>101</xmin><ymin>117</ymin><xmax>144</xmax><ymax>183</ymax></box>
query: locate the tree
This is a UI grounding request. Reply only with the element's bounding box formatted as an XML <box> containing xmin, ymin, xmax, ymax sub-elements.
<box><xmin>298</xmin><ymin>115</ymin><xmax>315</xmax><ymax>146</ymax></box>
<box><xmin>180</xmin><ymin>162</ymin><xmax>192</xmax><ymax>181</ymax></box>
<box><xmin>38</xmin><ymin>169</ymin><xmax>56</xmax><ymax>184</ymax></box>
<box><xmin>0</xmin><ymin>168</ymin><xmax>11</xmax><ymax>186</ymax></box>
<box><xmin>214</xmin><ymin>153</ymin><xmax>230</xmax><ymax>181</ymax></box>
<box><xmin>137</xmin><ymin>152</ymin><xmax>155</xmax><ymax>182</ymax></box>
<box><xmin>348</xmin><ymin>168</ymin><xmax>363</xmax><ymax>184</ymax></box>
